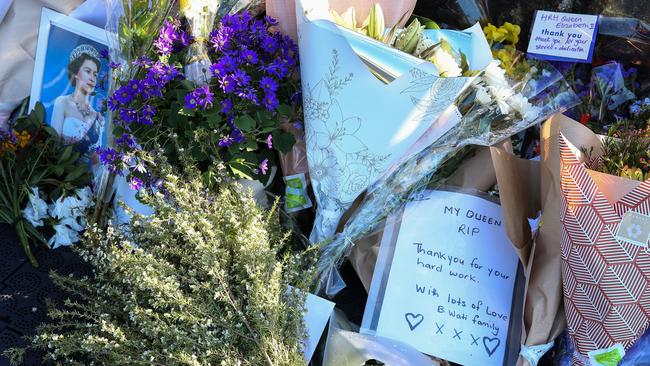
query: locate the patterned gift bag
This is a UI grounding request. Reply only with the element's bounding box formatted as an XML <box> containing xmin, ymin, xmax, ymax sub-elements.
<box><xmin>558</xmin><ymin>133</ymin><xmax>650</xmax><ymax>365</ymax></box>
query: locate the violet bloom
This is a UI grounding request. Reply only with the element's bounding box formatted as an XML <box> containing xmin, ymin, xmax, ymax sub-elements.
<box><xmin>266</xmin><ymin>134</ymin><xmax>273</xmax><ymax>149</ymax></box>
<box><xmin>263</xmin><ymin>92</ymin><xmax>278</xmax><ymax>111</ymax></box>
<box><xmin>221</xmin><ymin>98</ymin><xmax>233</xmax><ymax>114</ymax></box>
<box><xmin>194</xmin><ymin>85</ymin><xmax>214</xmax><ymax>109</ymax></box>
<box><xmin>259</xmin><ymin>158</ymin><xmax>269</xmax><ymax>175</ymax></box>
<box><xmin>129</xmin><ymin>177</ymin><xmax>143</xmax><ymax>190</ymax></box>
<box><xmin>185</xmin><ymin>93</ymin><xmax>198</xmax><ymax>110</ymax></box>
<box><xmin>260</xmin><ymin>76</ymin><xmax>278</xmax><ymax>93</ymax></box>
<box><xmin>218</xmin><ymin>134</ymin><xmax>234</xmax><ymax>147</ymax></box>
<box><xmin>109</xmin><ymin>62</ymin><xmax>121</xmax><ymax>69</ymax></box>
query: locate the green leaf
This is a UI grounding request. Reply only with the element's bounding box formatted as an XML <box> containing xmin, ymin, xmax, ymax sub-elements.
<box><xmin>272</xmin><ymin>131</ymin><xmax>296</xmax><ymax>154</ymax></box>
<box><xmin>228</xmin><ymin>160</ymin><xmax>253</xmax><ymax>180</ymax></box>
<box><xmin>180</xmin><ymin>79</ymin><xmax>195</xmax><ymax>90</ymax></box>
<box><xmin>243</xmin><ymin>140</ymin><xmax>258</xmax><ymax>152</ymax></box>
<box><xmin>32</xmin><ymin>102</ymin><xmax>46</xmax><ymax>124</ymax></box>
<box><xmin>52</xmin><ymin>165</ymin><xmax>64</xmax><ymax>176</ymax></box>
<box><xmin>64</xmin><ymin>165</ymin><xmax>87</xmax><ymax>182</ymax></box>
<box><xmin>43</xmin><ymin>126</ymin><xmax>59</xmax><ymax>138</ymax></box>
<box><xmin>57</xmin><ymin>146</ymin><xmax>73</xmax><ymax>164</ymax></box>
<box><xmin>206</xmin><ymin>113</ymin><xmax>222</xmax><ymax>129</ymax></box>
<box><xmin>234</xmin><ymin>115</ymin><xmax>256</xmax><ymax>132</ymax></box>
<box><xmin>276</xmin><ymin>103</ymin><xmax>292</xmax><ymax>116</ymax></box>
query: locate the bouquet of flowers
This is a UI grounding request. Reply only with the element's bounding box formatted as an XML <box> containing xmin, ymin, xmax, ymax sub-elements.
<box><xmin>311</xmin><ymin>49</ymin><xmax>580</xmax><ymax>296</ymax></box>
<box><xmin>100</xmin><ymin>7</ymin><xmax>301</xmax><ymax>194</ymax></box>
<box><xmin>0</xmin><ymin>103</ymin><xmax>93</xmax><ymax>266</ymax></box>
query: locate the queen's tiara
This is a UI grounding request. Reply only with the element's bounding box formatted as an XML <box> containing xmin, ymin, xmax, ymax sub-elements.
<box><xmin>69</xmin><ymin>44</ymin><xmax>101</xmax><ymax>63</ymax></box>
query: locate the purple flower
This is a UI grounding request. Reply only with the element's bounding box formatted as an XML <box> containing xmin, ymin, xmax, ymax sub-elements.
<box><xmin>116</xmin><ymin>133</ymin><xmax>137</xmax><ymax>148</ymax></box>
<box><xmin>263</xmin><ymin>92</ymin><xmax>278</xmax><ymax>111</ymax></box>
<box><xmin>179</xmin><ymin>31</ymin><xmax>194</xmax><ymax>47</ymax></box>
<box><xmin>266</xmin><ymin>134</ymin><xmax>273</xmax><ymax>149</ymax></box>
<box><xmin>261</xmin><ymin>36</ymin><xmax>278</xmax><ymax>54</ymax></box>
<box><xmin>218</xmin><ymin>134</ymin><xmax>234</xmax><ymax>147</ymax></box>
<box><xmin>107</xmin><ymin>95</ymin><xmax>121</xmax><ymax>112</ymax></box>
<box><xmin>129</xmin><ymin>177</ymin><xmax>143</xmax><ymax>190</ymax></box>
<box><xmin>232</xmin><ymin>69</ymin><xmax>251</xmax><ymax>86</ymax></box>
<box><xmin>194</xmin><ymin>85</ymin><xmax>214</xmax><ymax>109</ymax></box>
<box><xmin>115</xmin><ymin>86</ymin><xmax>133</xmax><ymax>105</ymax></box>
<box><xmin>232</xmin><ymin>128</ymin><xmax>245</xmax><ymax>143</ymax></box>
<box><xmin>142</xmin><ymin>105</ymin><xmax>156</xmax><ymax>118</ymax></box>
<box><xmin>259</xmin><ymin>158</ymin><xmax>268</xmax><ymax>175</ymax></box>
<box><xmin>184</xmin><ymin>93</ymin><xmax>198</xmax><ymax>110</ymax></box>
<box><xmin>127</xmin><ymin>80</ymin><xmax>144</xmax><ymax>94</ymax></box>
<box><xmin>109</xmin><ymin>62</ymin><xmax>121</xmax><ymax>70</ymax></box>
<box><xmin>219</xmin><ymin>75</ymin><xmax>236</xmax><ymax>93</ymax></box>
<box><xmin>260</xmin><ymin>76</ymin><xmax>278</xmax><ymax>93</ymax></box>
<box><xmin>240</xmin><ymin>49</ymin><xmax>258</xmax><ymax>64</ymax></box>
<box><xmin>221</xmin><ymin>98</ymin><xmax>233</xmax><ymax>114</ymax></box>
<box><xmin>210</xmin><ymin>61</ymin><xmax>228</xmax><ymax>78</ymax></box>
<box><xmin>159</xmin><ymin>21</ymin><xmax>179</xmax><ymax>43</ymax></box>
<box><xmin>98</xmin><ymin>148</ymin><xmax>124</xmax><ymax>173</ymax></box>
<box><xmin>264</xmin><ymin>15</ymin><xmax>279</xmax><ymax>27</ymax></box>
<box><xmin>133</xmin><ymin>56</ymin><xmax>152</xmax><ymax>67</ymax></box>
<box><xmin>236</xmin><ymin>87</ymin><xmax>258</xmax><ymax>104</ymax></box>
<box><xmin>119</xmin><ymin>108</ymin><xmax>138</xmax><ymax>124</ymax></box>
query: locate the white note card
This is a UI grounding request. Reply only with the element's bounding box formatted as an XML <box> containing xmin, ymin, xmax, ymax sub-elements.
<box><xmin>527</xmin><ymin>10</ymin><xmax>599</xmax><ymax>63</ymax></box>
<box><xmin>362</xmin><ymin>190</ymin><xmax>520</xmax><ymax>366</ymax></box>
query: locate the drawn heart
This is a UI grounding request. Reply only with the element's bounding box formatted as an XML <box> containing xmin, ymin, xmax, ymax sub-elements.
<box><xmin>404</xmin><ymin>313</ymin><xmax>424</xmax><ymax>331</ymax></box>
<box><xmin>483</xmin><ymin>336</ymin><xmax>501</xmax><ymax>357</ymax></box>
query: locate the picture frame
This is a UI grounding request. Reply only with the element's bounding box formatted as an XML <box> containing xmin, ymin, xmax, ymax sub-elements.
<box><xmin>29</xmin><ymin>8</ymin><xmax>111</xmax><ymax>172</ymax></box>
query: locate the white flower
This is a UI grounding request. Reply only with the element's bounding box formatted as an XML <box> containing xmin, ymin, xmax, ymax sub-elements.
<box><xmin>75</xmin><ymin>186</ymin><xmax>94</xmax><ymax>208</ymax></box>
<box><xmin>430</xmin><ymin>48</ymin><xmax>462</xmax><ymax>77</ymax></box>
<box><xmin>48</xmin><ymin>221</ymin><xmax>80</xmax><ymax>249</ymax></box>
<box><xmin>474</xmin><ymin>84</ymin><xmax>492</xmax><ymax>105</ymax></box>
<box><xmin>483</xmin><ymin>61</ymin><xmax>509</xmax><ymax>89</ymax></box>
<box><xmin>508</xmin><ymin>93</ymin><xmax>540</xmax><ymax>120</ymax></box>
<box><xmin>22</xmin><ymin>187</ymin><xmax>48</xmax><ymax>227</ymax></box>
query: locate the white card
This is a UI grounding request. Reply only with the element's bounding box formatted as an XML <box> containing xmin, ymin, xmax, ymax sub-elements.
<box><xmin>303</xmin><ymin>292</ymin><xmax>335</xmax><ymax>362</ymax></box>
<box><xmin>527</xmin><ymin>10</ymin><xmax>599</xmax><ymax>63</ymax></box>
<box><xmin>362</xmin><ymin>190</ymin><xmax>520</xmax><ymax>365</ymax></box>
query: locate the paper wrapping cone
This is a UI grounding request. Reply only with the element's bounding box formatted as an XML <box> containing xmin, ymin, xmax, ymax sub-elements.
<box><xmin>266</xmin><ymin>0</ymin><xmax>416</xmax><ymax>41</ymax></box>
<box><xmin>557</xmin><ymin>122</ymin><xmax>650</xmax><ymax>365</ymax></box>
<box><xmin>490</xmin><ymin>142</ymin><xmax>561</xmax><ymax>366</ymax></box>
<box><xmin>295</xmin><ymin>0</ymin><xmax>477</xmax><ymax>243</ymax></box>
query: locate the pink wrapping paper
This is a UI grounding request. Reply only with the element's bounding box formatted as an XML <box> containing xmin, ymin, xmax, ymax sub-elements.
<box><xmin>559</xmin><ymin>133</ymin><xmax>650</xmax><ymax>365</ymax></box>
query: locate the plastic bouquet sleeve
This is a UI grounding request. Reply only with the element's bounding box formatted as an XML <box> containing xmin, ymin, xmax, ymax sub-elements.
<box><xmin>296</xmin><ymin>0</ymin><xmax>488</xmax><ymax>243</ymax></box>
<box><xmin>556</xmin><ymin>119</ymin><xmax>650</xmax><ymax>366</ymax></box>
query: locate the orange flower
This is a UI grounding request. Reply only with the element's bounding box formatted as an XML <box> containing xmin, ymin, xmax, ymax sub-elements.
<box><xmin>16</xmin><ymin>130</ymin><xmax>31</xmax><ymax>149</ymax></box>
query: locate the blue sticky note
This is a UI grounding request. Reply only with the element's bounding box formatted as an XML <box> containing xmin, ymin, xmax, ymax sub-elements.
<box><xmin>527</xmin><ymin>10</ymin><xmax>599</xmax><ymax>63</ymax></box>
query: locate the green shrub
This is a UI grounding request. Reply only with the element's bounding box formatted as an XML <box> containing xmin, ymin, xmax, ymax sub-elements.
<box><xmin>5</xmin><ymin>170</ymin><xmax>314</xmax><ymax>366</ymax></box>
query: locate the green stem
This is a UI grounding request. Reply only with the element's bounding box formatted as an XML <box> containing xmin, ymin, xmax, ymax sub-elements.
<box><xmin>15</xmin><ymin>212</ymin><xmax>38</xmax><ymax>267</ymax></box>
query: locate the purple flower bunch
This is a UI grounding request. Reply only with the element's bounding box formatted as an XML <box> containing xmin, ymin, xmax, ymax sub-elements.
<box><xmin>154</xmin><ymin>20</ymin><xmax>193</xmax><ymax>56</ymax></box>
<box><xmin>205</xmin><ymin>12</ymin><xmax>298</xmax><ymax>147</ymax></box>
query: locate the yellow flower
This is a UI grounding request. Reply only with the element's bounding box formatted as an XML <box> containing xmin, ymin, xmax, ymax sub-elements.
<box><xmin>620</xmin><ymin>166</ymin><xmax>648</xmax><ymax>181</ymax></box>
<box><xmin>502</xmin><ymin>22</ymin><xmax>521</xmax><ymax>45</ymax></box>
<box><xmin>16</xmin><ymin>130</ymin><xmax>31</xmax><ymax>149</ymax></box>
<box><xmin>483</xmin><ymin>23</ymin><xmax>507</xmax><ymax>44</ymax></box>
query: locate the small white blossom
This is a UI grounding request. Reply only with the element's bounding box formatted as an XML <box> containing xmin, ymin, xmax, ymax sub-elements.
<box><xmin>430</xmin><ymin>48</ymin><xmax>462</xmax><ymax>77</ymax></box>
<box><xmin>22</xmin><ymin>187</ymin><xmax>48</xmax><ymax>227</ymax></box>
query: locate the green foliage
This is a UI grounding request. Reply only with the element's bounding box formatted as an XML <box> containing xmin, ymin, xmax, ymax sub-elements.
<box><xmin>5</xmin><ymin>168</ymin><xmax>315</xmax><ymax>366</ymax></box>
<box><xmin>584</xmin><ymin>121</ymin><xmax>650</xmax><ymax>182</ymax></box>
<box><xmin>0</xmin><ymin>102</ymin><xmax>91</xmax><ymax>265</ymax></box>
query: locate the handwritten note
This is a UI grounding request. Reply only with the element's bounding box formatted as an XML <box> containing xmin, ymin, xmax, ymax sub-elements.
<box><xmin>527</xmin><ymin>10</ymin><xmax>599</xmax><ymax>63</ymax></box>
<box><xmin>362</xmin><ymin>191</ymin><xmax>520</xmax><ymax>365</ymax></box>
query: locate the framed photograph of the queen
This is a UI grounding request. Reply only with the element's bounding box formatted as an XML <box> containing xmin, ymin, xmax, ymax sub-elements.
<box><xmin>30</xmin><ymin>8</ymin><xmax>110</xmax><ymax>173</ymax></box>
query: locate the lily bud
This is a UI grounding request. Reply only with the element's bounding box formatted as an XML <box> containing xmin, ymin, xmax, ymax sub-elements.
<box><xmin>365</xmin><ymin>4</ymin><xmax>385</xmax><ymax>41</ymax></box>
<box><xmin>394</xmin><ymin>18</ymin><xmax>423</xmax><ymax>54</ymax></box>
